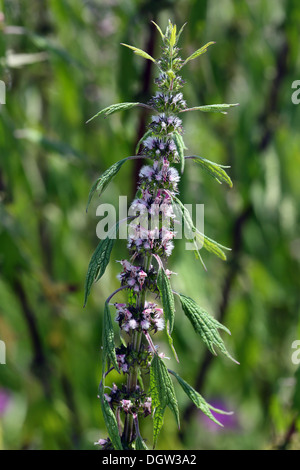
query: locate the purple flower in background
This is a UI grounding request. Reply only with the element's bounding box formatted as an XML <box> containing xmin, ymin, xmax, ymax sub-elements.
<box><xmin>0</xmin><ymin>388</ymin><xmax>11</xmax><ymax>416</ymax></box>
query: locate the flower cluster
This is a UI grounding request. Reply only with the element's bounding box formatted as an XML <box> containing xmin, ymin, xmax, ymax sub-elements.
<box><xmin>103</xmin><ymin>383</ymin><xmax>152</xmax><ymax>417</ymax></box>
<box><xmin>142</xmin><ymin>136</ymin><xmax>177</xmax><ymax>160</ymax></box>
<box><xmin>150</xmin><ymin>113</ymin><xmax>182</xmax><ymax>135</ymax></box>
<box><xmin>117</xmin><ymin>259</ymin><xmax>147</xmax><ymax>292</ymax></box>
<box><xmin>154</xmin><ymin>71</ymin><xmax>185</xmax><ymax>92</ymax></box>
<box><xmin>149</xmin><ymin>92</ymin><xmax>186</xmax><ymax>113</ymax></box>
<box><xmin>114</xmin><ymin>301</ymin><xmax>165</xmax><ymax>334</ymax></box>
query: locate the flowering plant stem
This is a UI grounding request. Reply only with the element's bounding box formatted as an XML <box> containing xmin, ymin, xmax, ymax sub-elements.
<box><xmin>85</xmin><ymin>20</ymin><xmax>239</xmax><ymax>450</ymax></box>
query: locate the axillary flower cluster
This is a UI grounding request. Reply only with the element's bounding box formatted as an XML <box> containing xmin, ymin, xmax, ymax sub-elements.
<box><xmin>85</xmin><ymin>21</ymin><xmax>239</xmax><ymax>450</ymax></box>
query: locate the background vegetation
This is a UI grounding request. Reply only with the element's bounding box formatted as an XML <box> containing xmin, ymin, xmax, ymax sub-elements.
<box><xmin>0</xmin><ymin>0</ymin><xmax>300</xmax><ymax>450</ymax></box>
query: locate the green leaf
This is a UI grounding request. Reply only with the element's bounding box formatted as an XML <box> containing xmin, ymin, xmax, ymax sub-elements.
<box><xmin>86</xmin><ymin>158</ymin><xmax>128</xmax><ymax>212</ymax></box>
<box><xmin>188</xmin><ymin>156</ymin><xmax>233</xmax><ymax>187</ymax></box>
<box><xmin>171</xmin><ymin>195</ymin><xmax>230</xmax><ymax>262</ymax></box>
<box><xmin>157</xmin><ymin>267</ymin><xmax>175</xmax><ymax>333</ymax></box>
<box><xmin>135</xmin><ymin>435</ymin><xmax>148</xmax><ymax>450</ymax></box>
<box><xmin>121</xmin><ymin>43</ymin><xmax>156</xmax><ymax>63</ymax></box>
<box><xmin>178</xmin><ymin>293</ymin><xmax>238</xmax><ymax>363</ymax></box>
<box><xmin>103</xmin><ymin>302</ymin><xmax>119</xmax><ymax>373</ymax></box>
<box><xmin>169</xmin><ymin>370</ymin><xmax>232</xmax><ymax>426</ymax></box>
<box><xmin>157</xmin><ymin>267</ymin><xmax>178</xmax><ymax>362</ymax></box>
<box><xmin>172</xmin><ymin>131</ymin><xmax>186</xmax><ymax>174</ymax></box>
<box><xmin>86</xmin><ymin>102</ymin><xmax>143</xmax><ymax>123</ymax></box>
<box><xmin>99</xmin><ymin>383</ymin><xmax>123</xmax><ymax>450</ymax></box>
<box><xmin>150</xmin><ymin>354</ymin><xmax>180</xmax><ymax>447</ymax></box>
<box><xmin>151</xmin><ymin>21</ymin><xmax>165</xmax><ymax>41</ymax></box>
<box><xmin>84</xmin><ymin>223</ymin><xmax>119</xmax><ymax>306</ymax></box>
<box><xmin>170</xmin><ymin>24</ymin><xmax>177</xmax><ymax>48</ymax></box>
<box><xmin>183</xmin><ymin>41</ymin><xmax>216</xmax><ymax>64</ymax></box>
<box><xmin>181</xmin><ymin>103</ymin><xmax>239</xmax><ymax>115</ymax></box>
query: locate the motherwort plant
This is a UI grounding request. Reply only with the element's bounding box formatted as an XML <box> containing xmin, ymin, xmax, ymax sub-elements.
<box><xmin>85</xmin><ymin>21</ymin><xmax>239</xmax><ymax>450</ymax></box>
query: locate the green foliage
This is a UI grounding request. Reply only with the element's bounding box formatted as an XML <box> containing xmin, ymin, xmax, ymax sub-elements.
<box><xmin>183</xmin><ymin>41</ymin><xmax>216</xmax><ymax>65</ymax></box>
<box><xmin>169</xmin><ymin>369</ymin><xmax>231</xmax><ymax>426</ymax></box>
<box><xmin>135</xmin><ymin>434</ymin><xmax>148</xmax><ymax>450</ymax></box>
<box><xmin>157</xmin><ymin>266</ymin><xmax>178</xmax><ymax>361</ymax></box>
<box><xmin>150</xmin><ymin>354</ymin><xmax>180</xmax><ymax>448</ymax></box>
<box><xmin>102</xmin><ymin>302</ymin><xmax>120</xmax><ymax>373</ymax></box>
<box><xmin>120</xmin><ymin>43</ymin><xmax>156</xmax><ymax>64</ymax></box>
<box><xmin>178</xmin><ymin>294</ymin><xmax>238</xmax><ymax>363</ymax></box>
<box><xmin>84</xmin><ymin>224</ymin><xmax>119</xmax><ymax>306</ymax></box>
<box><xmin>86</xmin><ymin>159</ymin><xmax>128</xmax><ymax>212</ymax></box>
<box><xmin>187</xmin><ymin>156</ymin><xmax>233</xmax><ymax>187</ymax></box>
<box><xmin>99</xmin><ymin>384</ymin><xmax>123</xmax><ymax>450</ymax></box>
<box><xmin>172</xmin><ymin>131</ymin><xmax>186</xmax><ymax>174</ymax></box>
<box><xmin>86</xmin><ymin>102</ymin><xmax>145</xmax><ymax>123</ymax></box>
<box><xmin>182</xmin><ymin>103</ymin><xmax>239</xmax><ymax>114</ymax></box>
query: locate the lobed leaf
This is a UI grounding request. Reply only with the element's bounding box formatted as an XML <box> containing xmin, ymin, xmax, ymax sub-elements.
<box><xmin>83</xmin><ymin>223</ymin><xmax>119</xmax><ymax>306</ymax></box>
<box><xmin>86</xmin><ymin>102</ymin><xmax>143</xmax><ymax>123</ymax></box>
<box><xmin>183</xmin><ymin>41</ymin><xmax>216</xmax><ymax>64</ymax></box>
<box><xmin>178</xmin><ymin>293</ymin><xmax>238</xmax><ymax>363</ymax></box>
<box><xmin>102</xmin><ymin>302</ymin><xmax>119</xmax><ymax>373</ymax></box>
<box><xmin>121</xmin><ymin>43</ymin><xmax>156</xmax><ymax>63</ymax></box>
<box><xmin>150</xmin><ymin>354</ymin><xmax>180</xmax><ymax>447</ymax></box>
<box><xmin>99</xmin><ymin>383</ymin><xmax>123</xmax><ymax>450</ymax></box>
<box><xmin>86</xmin><ymin>158</ymin><xmax>128</xmax><ymax>212</ymax></box>
<box><xmin>188</xmin><ymin>156</ymin><xmax>233</xmax><ymax>187</ymax></box>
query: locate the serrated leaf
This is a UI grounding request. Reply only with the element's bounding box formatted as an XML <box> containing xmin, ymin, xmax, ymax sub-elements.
<box><xmin>84</xmin><ymin>223</ymin><xmax>119</xmax><ymax>306</ymax></box>
<box><xmin>157</xmin><ymin>267</ymin><xmax>175</xmax><ymax>333</ymax></box>
<box><xmin>188</xmin><ymin>156</ymin><xmax>233</xmax><ymax>187</ymax></box>
<box><xmin>86</xmin><ymin>158</ymin><xmax>128</xmax><ymax>212</ymax></box>
<box><xmin>103</xmin><ymin>302</ymin><xmax>119</xmax><ymax>373</ymax></box>
<box><xmin>157</xmin><ymin>267</ymin><xmax>178</xmax><ymax>362</ymax></box>
<box><xmin>181</xmin><ymin>103</ymin><xmax>239</xmax><ymax>115</ymax></box>
<box><xmin>171</xmin><ymin>195</ymin><xmax>229</xmax><ymax>262</ymax></box>
<box><xmin>183</xmin><ymin>41</ymin><xmax>215</xmax><ymax>64</ymax></box>
<box><xmin>99</xmin><ymin>383</ymin><xmax>123</xmax><ymax>450</ymax></box>
<box><xmin>135</xmin><ymin>435</ymin><xmax>148</xmax><ymax>450</ymax></box>
<box><xmin>172</xmin><ymin>131</ymin><xmax>185</xmax><ymax>174</ymax></box>
<box><xmin>178</xmin><ymin>293</ymin><xmax>238</xmax><ymax>363</ymax></box>
<box><xmin>150</xmin><ymin>354</ymin><xmax>180</xmax><ymax>447</ymax></box>
<box><xmin>121</xmin><ymin>43</ymin><xmax>156</xmax><ymax>63</ymax></box>
<box><xmin>169</xmin><ymin>370</ymin><xmax>224</xmax><ymax>426</ymax></box>
<box><xmin>86</xmin><ymin>102</ymin><xmax>143</xmax><ymax>123</ymax></box>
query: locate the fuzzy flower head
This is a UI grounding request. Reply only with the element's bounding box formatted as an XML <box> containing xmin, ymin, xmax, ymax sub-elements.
<box><xmin>150</xmin><ymin>113</ymin><xmax>182</xmax><ymax>135</ymax></box>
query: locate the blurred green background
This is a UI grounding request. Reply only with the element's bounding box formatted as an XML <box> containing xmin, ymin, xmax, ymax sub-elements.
<box><xmin>1</xmin><ymin>0</ymin><xmax>300</xmax><ymax>450</ymax></box>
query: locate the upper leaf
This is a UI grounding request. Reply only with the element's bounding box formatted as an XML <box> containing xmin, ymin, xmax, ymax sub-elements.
<box><xmin>188</xmin><ymin>156</ymin><xmax>233</xmax><ymax>187</ymax></box>
<box><xmin>178</xmin><ymin>293</ymin><xmax>238</xmax><ymax>363</ymax></box>
<box><xmin>181</xmin><ymin>103</ymin><xmax>239</xmax><ymax>115</ymax></box>
<box><xmin>121</xmin><ymin>43</ymin><xmax>156</xmax><ymax>63</ymax></box>
<box><xmin>183</xmin><ymin>41</ymin><xmax>216</xmax><ymax>65</ymax></box>
<box><xmin>86</xmin><ymin>102</ymin><xmax>144</xmax><ymax>123</ymax></box>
